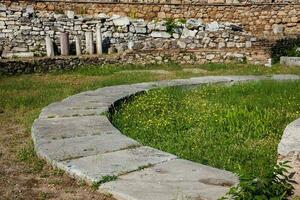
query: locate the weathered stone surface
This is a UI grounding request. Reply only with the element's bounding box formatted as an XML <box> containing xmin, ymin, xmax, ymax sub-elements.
<box><xmin>135</xmin><ymin>27</ymin><xmax>147</xmax><ymax>34</ymax></box>
<box><xmin>278</xmin><ymin>118</ymin><xmax>300</xmax><ymax>156</ymax></box>
<box><xmin>280</xmin><ymin>57</ymin><xmax>300</xmax><ymax>67</ymax></box>
<box><xmin>278</xmin><ymin>118</ymin><xmax>300</xmax><ymax>196</ymax></box>
<box><xmin>113</xmin><ymin>17</ymin><xmax>130</xmax><ymax>26</ymax></box>
<box><xmin>85</xmin><ymin>31</ymin><xmax>94</xmax><ymax>55</ymax></box>
<box><xmin>270</xmin><ymin>74</ymin><xmax>300</xmax><ymax>80</ymax></box>
<box><xmin>32</xmin><ymin>116</ymin><xmax>117</xmax><ymax>141</ymax></box>
<box><xmin>131</xmin><ymin>19</ymin><xmax>147</xmax><ymax>27</ymax></box>
<box><xmin>60</xmin><ymin>32</ymin><xmax>70</xmax><ymax>56</ymax></box>
<box><xmin>97</xmin><ymin>13</ymin><xmax>109</xmax><ymax>19</ymax></box>
<box><xmin>45</xmin><ymin>35</ymin><xmax>54</xmax><ymax>57</ymax></box>
<box><xmin>96</xmin><ymin>23</ymin><xmax>103</xmax><ymax>55</ymax></box>
<box><xmin>59</xmin><ymin>146</ymin><xmax>177</xmax><ymax>183</ymax></box>
<box><xmin>154</xmin><ymin>76</ymin><xmax>232</xmax><ymax>88</ymax></box>
<box><xmin>1</xmin><ymin>52</ymin><xmax>34</xmax><ymax>58</ymax></box>
<box><xmin>65</xmin><ymin>10</ymin><xmax>75</xmax><ymax>19</ymax></box>
<box><xmin>0</xmin><ymin>3</ymin><xmax>6</xmax><ymax>11</ymax></box>
<box><xmin>66</xmin><ymin>84</ymin><xmax>152</xmax><ymax>104</ymax></box>
<box><xmin>100</xmin><ymin>159</ymin><xmax>238</xmax><ymax>200</ymax></box>
<box><xmin>181</xmin><ymin>27</ymin><xmax>198</xmax><ymax>38</ymax></box>
<box><xmin>206</xmin><ymin>22</ymin><xmax>219</xmax><ymax>32</ymax></box>
<box><xmin>177</xmin><ymin>40</ymin><xmax>187</xmax><ymax>48</ymax></box>
<box><xmin>75</xmin><ymin>35</ymin><xmax>82</xmax><ymax>56</ymax></box>
<box><xmin>39</xmin><ymin>101</ymin><xmax>108</xmax><ymax>118</ymax></box>
<box><xmin>186</xmin><ymin>18</ymin><xmax>203</xmax><ymax>30</ymax></box>
<box><xmin>36</xmin><ymin>132</ymin><xmax>140</xmax><ymax>161</ymax></box>
<box><xmin>272</xmin><ymin>24</ymin><xmax>284</xmax><ymax>35</ymax></box>
<box><xmin>148</xmin><ymin>21</ymin><xmax>166</xmax><ymax>31</ymax></box>
<box><xmin>150</xmin><ymin>31</ymin><xmax>171</xmax><ymax>38</ymax></box>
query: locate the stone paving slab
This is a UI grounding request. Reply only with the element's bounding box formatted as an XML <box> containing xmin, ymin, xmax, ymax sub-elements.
<box><xmin>280</xmin><ymin>57</ymin><xmax>300</xmax><ymax>67</ymax></box>
<box><xmin>32</xmin><ymin>115</ymin><xmax>118</xmax><ymax>142</ymax></box>
<box><xmin>226</xmin><ymin>75</ymin><xmax>266</xmax><ymax>82</ymax></box>
<box><xmin>90</xmin><ymin>84</ymin><xmax>154</xmax><ymax>97</ymax></box>
<box><xmin>62</xmin><ymin>94</ymin><xmax>123</xmax><ymax>105</ymax></box>
<box><xmin>58</xmin><ymin>146</ymin><xmax>177</xmax><ymax>183</ymax></box>
<box><xmin>153</xmin><ymin>76</ymin><xmax>232</xmax><ymax>88</ymax></box>
<box><xmin>100</xmin><ymin>159</ymin><xmax>238</xmax><ymax>200</ymax></box>
<box><xmin>36</xmin><ymin>133</ymin><xmax>140</xmax><ymax>161</ymax></box>
<box><xmin>39</xmin><ymin>102</ymin><xmax>108</xmax><ymax>119</ymax></box>
<box><xmin>271</xmin><ymin>74</ymin><xmax>300</xmax><ymax>80</ymax></box>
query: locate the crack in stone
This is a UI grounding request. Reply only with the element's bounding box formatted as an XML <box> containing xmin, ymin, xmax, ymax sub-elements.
<box><xmin>198</xmin><ymin>178</ymin><xmax>236</xmax><ymax>187</ymax></box>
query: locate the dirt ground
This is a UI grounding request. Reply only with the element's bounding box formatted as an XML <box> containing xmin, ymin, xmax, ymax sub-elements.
<box><xmin>0</xmin><ymin>115</ymin><xmax>116</xmax><ymax>200</ymax></box>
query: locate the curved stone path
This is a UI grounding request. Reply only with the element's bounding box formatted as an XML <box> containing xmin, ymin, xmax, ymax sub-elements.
<box><xmin>32</xmin><ymin>75</ymin><xmax>300</xmax><ymax>200</ymax></box>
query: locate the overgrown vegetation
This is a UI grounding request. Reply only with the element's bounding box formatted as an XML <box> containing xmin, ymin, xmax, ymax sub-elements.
<box><xmin>111</xmin><ymin>80</ymin><xmax>300</xmax><ymax>199</ymax></box>
<box><xmin>271</xmin><ymin>36</ymin><xmax>300</xmax><ymax>63</ymax></box>
<box><xmin>222</xmin><ymin>161</ymin><xmax>294</xmax><ymax>199</ymax></box>
<box><xmin>164</xmin><ymin>18</ymin><xmax>185</xmax><ymax>34</ymax></box>
<box><xmin>92</xmin><ymin>175</ymin><xmax>118</xmax><ymax>190</ymax></box>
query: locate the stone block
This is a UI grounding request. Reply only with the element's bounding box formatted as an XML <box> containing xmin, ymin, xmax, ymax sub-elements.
<box><xmin>278</xmin><ymin>118</ymin><xmax>300</xmax><ymax>156</ymax></box>
<box><xmin>59</xmin><ymin>146</ymin><xmax>177</xmax><ymax>183</ymax></box>
<box><xmin>135</xmin><ymin>27</ymin><xmax>147</xmax><ymax>34</ymax></box>
<box><xmin>0</xmin><ymin>3</ymin><xmax>6</xmax><ymax>11</ymax></box>
<box><xmin>181</xmin><ymin>27</ymin><xmax>198</xmax><ymax>38</ymax></box>
<box><xmin>32</xmin><ymin>115</ymin><xmax>118</xmax><ymax>142</ymax></box>
<box><xmin>36</xmin><ymin>132</ymin><xmax>140</xmax><ymax>161</ymax></box>
<box><xmin>113</xmin><ymin>17</ymin><xmax>130</xmax><ymax>26</ymax></box>
<box><xmin>150</xmin><ymin>31</ymin><xmax>171</xmax><ymax>38</ymax></box>
<box><xmin>100</xmin><ymin>159</ymin><xmax>238</xmax><ymax>200</ymax></box>
<box><xmin>65</xmin><ymin>10</ymin><xmax>75</xmax><ymax>19</ymax></box>
<box><xmin>20</xmin><ymin>26</ymin><xmax>32</xmax><ymax>30</ymax></box>
<box><xmin>25</xmin><ymin>5</ymin><xmax>34</xmax><ymax>15</ymax></box>
<box><xmin>280</xmin><ymin>57</ymin><xmax>300</xmax><ymax>67</ymax></box>
<box><xmin>186</xmin><ymin>18</ymin><xmax>203</xmax><ymax>30</ymax></box>
<box><xmin>2</xmin><ymin>51</ymin><xmax>33</xmax><ymax>58</ymax></box>
<box><xmin>206</xmin><ymin>22</ymin><xmax>220</xmax><ymax>32</ymax></box>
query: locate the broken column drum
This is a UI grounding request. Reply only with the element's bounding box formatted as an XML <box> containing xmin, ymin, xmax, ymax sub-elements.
<box><xmin>85</xmin><ymin>31</ymin><xmax>94</xmax><ymax>55</ymax></box>
<box><xmin>60</xmin><ymin>32</ymin><xmax>70</xmax><ymax>56</ymax></box>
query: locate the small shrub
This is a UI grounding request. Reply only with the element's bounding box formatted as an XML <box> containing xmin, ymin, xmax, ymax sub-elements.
<box><xmin>177</xmin><ymin>18</ymin><xmax>187</xmax><ymax>24</ymax></box>
<box><xmin>221</xmin><ymin>162</ymin><xmax>295</xmax><ymax>200</ymax></box>
<box><xmin>271</xmin><ymin>36</ymin><xmax>300</xmax><ymax>64</ymax></box>
<box><xmin>165</xmin><ymin>18</ymin><xmax>181</xmax><ymax>34</ymax></box>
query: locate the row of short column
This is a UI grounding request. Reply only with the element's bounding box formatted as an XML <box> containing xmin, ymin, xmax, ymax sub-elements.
<box><xmin>45</xmin><ymin>23</ymin><xmax>103</xmax><ymax>57</ymax></box>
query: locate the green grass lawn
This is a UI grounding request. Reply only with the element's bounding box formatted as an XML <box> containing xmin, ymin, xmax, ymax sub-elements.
<box><xmin>111</xmin><ymin>80</ymin><xmax>300</xmax><ymax>179</ymax></box>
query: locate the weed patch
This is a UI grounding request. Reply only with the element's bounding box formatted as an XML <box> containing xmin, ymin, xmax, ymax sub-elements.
<box><xmin>92</xmin><ymin>175</ymin><xmax>118</xmax><ymax>190</ymax></box>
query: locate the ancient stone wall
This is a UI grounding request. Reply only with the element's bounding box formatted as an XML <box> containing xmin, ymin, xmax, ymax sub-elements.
<box><xmin>0</xmin><ymin>0</ymin><xmax>298</xmax><ymax>66</ymax></box>
<box><xmin>0</xmin><ymin>3</ymin><xmax>263</xmax><ymax>58</ymax></box>
<box><xmin>23</xmin><ymin>1</ymin><xmax>300</xmax><ymax>39</ymax></box>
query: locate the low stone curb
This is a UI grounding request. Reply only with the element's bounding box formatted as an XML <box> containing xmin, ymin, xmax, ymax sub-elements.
<box><xmin>31</xmin><ymin>75</ymin><xmax>300</xmax><ymax>200</ymax></box>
